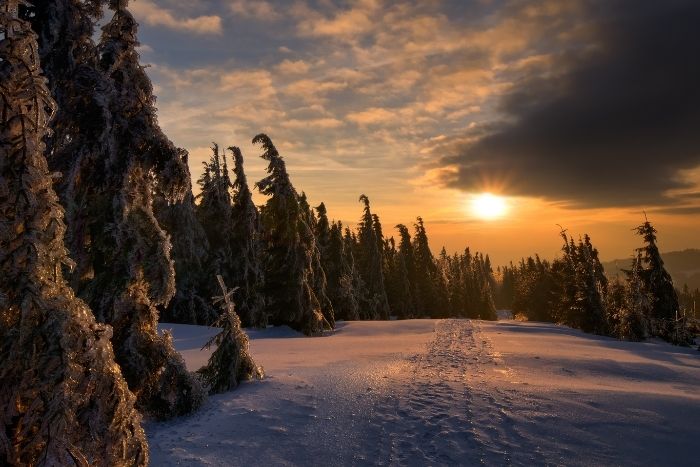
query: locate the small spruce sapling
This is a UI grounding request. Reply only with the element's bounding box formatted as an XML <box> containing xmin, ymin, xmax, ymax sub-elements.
<box><xmin>198</xmin><ymin>275</ymin><xmax>263</xmax><ymax>394</ymax></box>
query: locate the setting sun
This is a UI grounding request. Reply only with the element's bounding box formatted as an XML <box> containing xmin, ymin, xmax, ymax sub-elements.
<box><xmin>471</xmin><ymin>193</ymin><xmax>508</xmax><ymax>220</ymax></box>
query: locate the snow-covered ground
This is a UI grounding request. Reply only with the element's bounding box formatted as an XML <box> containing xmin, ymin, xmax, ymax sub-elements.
<box><xmin>148</xmin><ymin>319</ymin><xmax>700</xmax><ymax>466</ymax></box>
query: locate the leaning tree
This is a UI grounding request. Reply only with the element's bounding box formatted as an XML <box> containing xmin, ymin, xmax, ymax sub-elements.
<box><xmin>254</xmin><ymin>134</ymin><xmax>331</xmax><ymax>334</ymax></box>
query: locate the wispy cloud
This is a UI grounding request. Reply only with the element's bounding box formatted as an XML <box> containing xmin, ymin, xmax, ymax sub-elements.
<box><xmin>230</xmin><ymin>0</ymin><xmax>281</xmax><ymax>22</ymax></box>
<box><xmin>131</xmin><ymin>0</ymin><xmax>222</xmax><ymax>35</ymax></box>
<box><xmin>276</xmin><ymin>59</ymin><xmax>311</xmax><ymax>75</ymax></box>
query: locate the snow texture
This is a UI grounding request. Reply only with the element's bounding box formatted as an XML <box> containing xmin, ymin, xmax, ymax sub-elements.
<box><xmin>148</xmin><ymin>319</ymin><xmax>700</xmax><ymax>466</ymax></box>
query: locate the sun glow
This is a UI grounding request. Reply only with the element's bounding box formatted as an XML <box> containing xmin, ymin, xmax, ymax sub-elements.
<box><xmin>471</xmin><ymin>193</ymin><xmax>508</xmax><ymax>220</ymax></box>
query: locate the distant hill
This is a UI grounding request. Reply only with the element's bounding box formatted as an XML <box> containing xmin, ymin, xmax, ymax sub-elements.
<box><xmin>602</xmin><ymin>249</ymin><xmax>700</xmax><ymax>291</ymax></box>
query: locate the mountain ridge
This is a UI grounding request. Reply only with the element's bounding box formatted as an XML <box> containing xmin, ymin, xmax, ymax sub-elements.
<box><xmin>602</xmin><ymin>249</ymin><xmax>700</xmax><ymax>290</ymax></box>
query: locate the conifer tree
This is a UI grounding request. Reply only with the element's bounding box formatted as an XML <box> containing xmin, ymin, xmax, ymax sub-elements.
<box><xmin>197</xmin><ymin>144</ymin><xmax>234</xmax><ymax>286</ymax></box>
<box><xmin>573</xmin><ymin>236</ymin><xmax>608</xmax><ymax>334</ymax></box>
<box><xmin>228</xmin><ymin>146</ymin><xmax>266</xmax><ymax>327</ymax></box>
<box><xmin>299</xmin><ymin>193</ymin><xmax>335</xmax><ymax>327</ymax></box>
<box><xmin>382</xmin><ymin>237</ymin><xmax>402</xmax><ymax>317</ymax></box>
<box><xmin>634</xmin><ymin>220</ymin><xmax>689</xmax><ymax>343</ymax></box>
<box><xmin>551</xmin><ymin>231</ymin><xmax>607</xmax><ymax>333</ymax></box>
<box><xmin>26</xmin><ymin>0</ymin><xmax>202</xmax><ymax>418</ymax></box>
<box><xmin>613</xmin><ymin>254</ymin><xmax>650</xmax><ymax>340</ymax></box>
<box><xmin>344</xmin><ymin>226</ymin><xmax>364</xmax><ymax>320</ymax></box>
<box><xmin>89</xmin><ymin>2</ymin><xmax>203</xmax><ymax>419</ymax></box>
<box><xmin>392</xmin><ymin>225</ymin><xmax>417</xmax><ymax>319</ymax></box>
<box><xmin>198</xmin><ymin>276</ymin><xmax>263</xmax><ymax>394</ymax></box>
<box><xmin>495</xmin><ymin>263</ymin><xmax>516</xmax><ymax>310</ymax></box>
<box><xmin>195</xmin><ymin>143</ymin><xmax>266</xmax><ymax>328</ymax></box>
<box><xmin>254</xmin><ymin>134</ymin><xmax>330</xmax><ymax>334</ymax></box>
<box><xmin>356</xmin><ymin>195</ymin><xmax>390</xmax><ymax>319</ymax></box>
<box><xmin>412</xmin><ymin>217</ymin><xmax>444</xmax><ymax>317</ymax></box>
<box><xmin>461</xmin><ymin>249</ymin><xmax>478</xmax><ymax>318</ymax></box>
<box><xmin>512</xmin><ymin>255</ymin><xmax>556</xmax><ymax>322</ymax></box>
<box><xmin>0</xmin><ymin>6</ymin><xmax>147</xmax><ymax>462</ymax></box>
<box><xmin>553</xmin><ymin>231</ymin><xmax>579</xmax><ymax>325</ymax></box>
<box><xmin>315</xmin><ymin>205</ymin><xmax>359</xmax><ymax>321</ymax></box>
<box><xmin>155</xmin><ymin>152</ymin><xmax>215</xmax><ymax>325</ymax></box>
<box><xmin>156</xmin><ymin>191</ymin><xmax>215</xmax><ymax>325</ymax></box>
<box><xmin>441</xmin><ymin>253</ymin><xmax>463</xmax><ymax>317</ymax></box>
<box><xmin>27</xmin><ymin>0</ymin><xmax>115</xmax><ymax>292</ymax></box>
<box><xmin>473</xmin><ymin>253</ymin><xmax>498</xmax><ymax>320</ymax></box>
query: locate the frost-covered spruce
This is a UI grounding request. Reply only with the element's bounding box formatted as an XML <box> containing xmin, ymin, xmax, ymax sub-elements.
<box><xmin>27</xmin><ymin>0</ymin><xmax>113</xmax><ymax>292</ymax></box>
<box><xmin>634</xmin><ymin>220</ymin><xmax>690</xmax><ymax>344</ymax></box>
<box><xmin>618</xmin><ymin>254</ymin><xmax>650</xmax><ymax>340</ymax></box>
<box><xmin>344</xmin><ymin>226</ymin><xmax>364</xmax><ymax>320</ymax></box>
<box><xmin>299</xmin><ymin>193</ymin><xmax>335</xmax><ymax>328</ymax></box>
<box><xmin>198</xmin><ymin>276</ymin><xmax>263</xmax><ymax>394</ymax></box>
<box><xmin>574</xmin><ymin>235</ymin><xmax>608</xmax><ymax>334</ymax></box>
<box><xmin>155</xmin><ymin>148</ymin><xmax>214</xmax><ymax>326</ymax></box>
<box><xmin>156</xmin><ymin>186</ymin><xmax>216</xmax><ymax>326</ymax></box>
<box><xmin>411</xmin><ymin>217</ymin><xmax>444</xmax><ymax>318</ymax></box>
<box><xmin>197</xmin><ymin>144</ymin><xmax>234</xmax><ymax>285</ymax></box>
<box><xmin>0</xmin><ymin>5</ymin><xmax>147</xmax><ymax>464</ymax></box>
<box><xmin>91</xmin><ymin>1</ymin><xmax>203</xmax><ymax>418</ymax></box>
<box><xmin>228</xmin><ymin>146</ymin><xmax>267</xmax><ymax>327</ymax></box>
<box><xmin>395</xmin><ymin>224</ymin><xmax>418</xmax><ymax>318</ymax></box>
<box><xmin>356</xmin><ymin>195</ymin><xmax>390</xmax><ymax>319</ymax></box>
<box><xmin>25</xmin><ymin>0</ymin><xmax>202</xmax><ymax>417</ymax></box>
<box><xmin>254</xmin><ymin>134</ymin><xmax>330</xmax><ymax>335</ymax></box>
<box><xmin>315</xmin><ymin>205</ymin><xmax>360</xmax><ymax>321</ymax></box>
<box><xmin>195</xmin><ymin>144</ymin><xmax>264</xmax><ymax>327</ymax></box>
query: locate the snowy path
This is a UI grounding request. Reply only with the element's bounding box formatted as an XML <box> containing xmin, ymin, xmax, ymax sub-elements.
<box><xmin>147</xmin><ymin>320</ymin><xmax>700</xmax><ymax>466</ymax></box>
<box><xmin>374</xmin><ymin>319</ymin><xmax>547</xmax><ymax>466</ymax></box>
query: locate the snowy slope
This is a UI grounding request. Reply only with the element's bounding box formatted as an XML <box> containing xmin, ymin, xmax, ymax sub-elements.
<box><xmin>147</xmin><ymin>320</ymin><xmax>700</xmax><ymax>466</ymax></box>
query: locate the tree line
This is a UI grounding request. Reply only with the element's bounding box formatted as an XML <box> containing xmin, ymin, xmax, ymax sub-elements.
<box><xmin>164</xmin><ymin>139</ymin><xmax>499</xmax><ymax>332</ymax></box>
<box><xmin>494</xmin><ymin>223</ymin><xmax>693</xmax><ymax>345</ymax></box>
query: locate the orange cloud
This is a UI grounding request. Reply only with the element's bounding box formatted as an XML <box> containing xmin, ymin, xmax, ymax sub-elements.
<box><xmin>131</xmin><ymin>0</ymin><xmax>222</xmax><ymax>35</ymax></box>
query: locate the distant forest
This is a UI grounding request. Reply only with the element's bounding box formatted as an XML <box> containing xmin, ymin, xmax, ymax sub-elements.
<box><xmin>493</xmin><ymin>227</ymin><xmax>697</xmax><ymax>344</ymax></box>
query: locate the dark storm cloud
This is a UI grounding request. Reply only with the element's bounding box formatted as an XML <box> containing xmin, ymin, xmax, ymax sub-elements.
<box><xmin>436</xmin><ymin>0</ymin><xmax>700</xmax><ymax>207</ymax></box>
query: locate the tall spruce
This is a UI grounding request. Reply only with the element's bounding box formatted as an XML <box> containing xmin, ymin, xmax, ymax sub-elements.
<box><xmin>0</xmin><ymin>5</ymin><xmax>147</xmax><ymax>462</ymax></box>
<box><xmin>197</xmin><ymin>144</ymin><xmax>234</xmax><ymax>291</ymax></box>
<box><xmin>382</xmin><ymin>237</ymin><xmax>403</xmax><ymax>318</ymax></box>
<box><xmin>412</xmin><ymin>217</ymin><xmax>444</xmax><ymax>317</ymax></box>
<box><xmin>315</xmin><ymin>205</ymin><xmax>359</xmax><ymax>321</ymax></box>
<box><xmin>634</xmin><ymin>220</ymin><xmax>689</xmax><ymax>343</ymax></box>
<box><xmin>228</xmin><ymin>146</ymin><xmax>266</xmax><ymax>327</ymax></box>
<box><xmin>28</xmin><ymin>0</ymin><xmax>115</xmax><ymax>292</ymax></box>
<box><xmin>155</xmin><ymin>191</ymin><xmax>215</xmax><ymax>325</ymax></box>
<box><xmin>609</xmin><ymin>254</ymin><xmax>649</xmax><ymax>340</ymax></box>
<box><xmin>344</xmin><ymin>226</ymin><xmax>365</xmax><ymax>320</ymax></box>
<box><xmin>254</xmin><ymin>134</ymin><xmax>330</xmax><ymax>334</ymax></box>
<box><xmin>511</xmin><ymin>255</ymin><xmax>557</xmax><ymax>322</ymax></box>
<box><xmin>573</xmin><ymin>235</ymin><xmax>607</xmax><ymax>334</ymax></box>
<box><xmin>473</xmin><ymin>253</ymin><xmax>498</xmax><ymax>320</ymax></box>
<box><xmin>26</xmin><ymin>0</ymin><xmax>202</xmax><ymax>418</ymax></box>
<box><xmin>356</xmin><ymin>195</ymin><xmax>390</xmax><ymax>319</ymax></box>
<box><xmin>393</xmin><ymin>225</ymin><xmax>417</xmax><ymax>319</ymax></box>
<box><xmin>197</xmin><ymin>144</ymin><xmax>266</xmax><ymax>327</ymax></box>
<box><xmin>91</xmin><ymin>1</ymin><xmax>203</xmax><ymax>418</ymax></box>
<box><xmin>299</xmin><ymin>193</ymin><xmax>334</xmax><ymax>328</ymax></box>
<box><xmin>155</xmin><ymin>153</ymin><xmax>215</xmax><ymax>325</ymax></box>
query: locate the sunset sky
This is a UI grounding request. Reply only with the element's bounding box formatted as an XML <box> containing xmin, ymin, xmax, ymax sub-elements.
<box><xmin>128</xmin><ymin>0</ymin><xmax>700</xmax><ymax>266</ymax></box>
